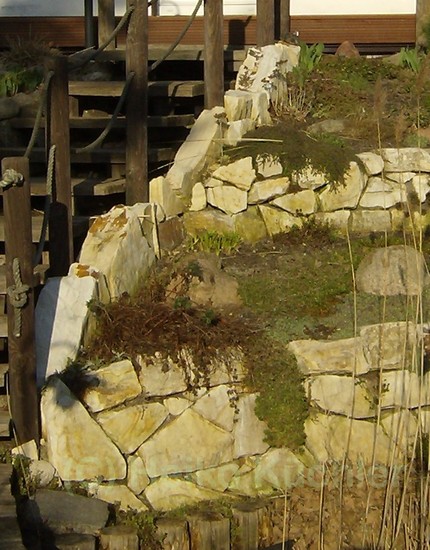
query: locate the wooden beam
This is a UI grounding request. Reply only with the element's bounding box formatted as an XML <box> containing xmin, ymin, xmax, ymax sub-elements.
<box><xmin>257</xmin><ymin>0</ymin><xmax>275</xmax><ymax>46</ymax></box>
<box><xmin>279</xmin><ymin>0</ymin><xmax>291</xmax><ymax>40</ymax></box>
<box><xmin>98</xmin><ymin>0</ymin><xmax>116</xmax><ymax>50</ymax></box>
<box><xmin>84</xmin><ymin>0</ymin><xmax>95</xmax><ymax>48</ymax></box>
<box><xmin>2</xmin><ymin>157</ymin><xmax>39</xmax><ymax>446</ymax></box>
<box><xmin>126</xmin><ymin>0</ymin><xmax>148</xmax><ymax>204</ymax></box>
<box><xmin>204</xmin><ymin>0</ymin><xmax>224</xmax><ymax>109</ymax></box>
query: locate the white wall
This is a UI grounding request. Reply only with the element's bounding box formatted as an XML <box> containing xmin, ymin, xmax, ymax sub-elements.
<box><xmin>0</xmin><ymin>0</ymin><xmax>416</xmax><ymax>17</ymax></box>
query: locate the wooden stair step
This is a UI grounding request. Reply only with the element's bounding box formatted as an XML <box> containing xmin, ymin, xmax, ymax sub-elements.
<box><xmin>0</xmin><ymin>410</ymin><xmax>10</xmax><ymax>437</ymax></box>
<box><xmin>10</xmin><ymin>113</ymin><xmax>195</xmax><ymax>130</ymax></box>
<box><xmin>0</xmin><ymin>212</ymin><xmax>88</xmax><ymax>243</ymax></box>
<box><xmin>30</xmin><ymin>176</ymin><xmax>126</xmax><ymax>197</ymax></box>
<box><xmin>0</xmin><ymin>364</ymin><xmax>8</xmax><ymax>390</ymax></box>
<box><xmin>0</xmin><ymin>146</ymin><xmax>176</xmax><ymax>164</ymax></box>
<box><xmin>68</xmin><ymin>80</ymin><xmax>205</xmax><ymax>98</ymax></box>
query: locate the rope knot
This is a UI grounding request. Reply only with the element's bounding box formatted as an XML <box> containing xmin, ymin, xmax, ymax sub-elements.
<box><xmin>0</xmin><ymin>169</ymin><xmax>24</xmax><ymax>190</ymax></box>
<box><xmin>7</xmin><ymin>258</ymin><xmax>30</xmax><ymax>337</ymax></box>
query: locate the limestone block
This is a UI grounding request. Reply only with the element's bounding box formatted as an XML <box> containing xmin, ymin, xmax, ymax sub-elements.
<box><xmin>96</xmin><ymin>402</ymin><xmax>168</xmax><ymax>453</ymax></box>
<box><xmin>295</xmin><ymin>167</ymin><xmax>327</xmax><ymax>190</ymax></box>
<box><xmin>145</xmin><ymin>478</ymin><xmax>223</xmax><ymax>511</ymax></box>
<box><xmin>127</xmin><ymin>455</ymin><xmax>149</xmax><ymax>495</ymax></box>
<box><xmin>166</xmin><ymin>107</ymin><xmax>225</xmax><ymax>197</ymax></box>
<box><xmin>381</xmin><ymin>148</ymin><xmax>430</xmax><ymax>172</ymax></box>
<box><xmin>137</xmin><ymin>354</ymin><xmax>188</xmax><ymax>396</ymax></box>
<box><xmin>164</xmin><ymin>396</ymin><xmax>192</xmax><ymax>416</ymax></box>
<box><xmin>138</xmin><ymin>408</ymin><xmax>234</xmax><ymax>477</ymax></box>
<box><xmin>410</xmin><ymin>174</ymin><xmax>430</xmax><ymax>202</ymax></box>
<box><xmin>356</xmin><ymin>245</ymin><xmax>429</xmax><ymax>296</ymax></box>
<box><xmin>356</xmin><ymin>152</ymin><xmax>384</xmax><ymax>176</ymax></box>
<box><xmin>236</xmin><ymin>43</ymin><xmax>300</xmax><ymax>106</ymax></box>
<box><xmin>254</xmin><ymin>448</ymin><xmax>307</xmax><ymax>490</ymax></box>
<box><xmin>380</xmin><ymin>410</ymin><xmax>418</xmax><ymax>455</ymax></box>
<box><xmin>83</xmin><ymin>359</ymin><xmax>142</xmax><ymax>413</ymax></box>
<box><xmin>312</xmin><ymin>211</ymin><xmax>350</xmax><ymax>234</ymax></box>
<box><xmin>79</xmin><ymin>204</ymin><xmax>156</xmax><ymax>300</ymax></box>
<box><xmin>212</xmin><ymin>157</ymin><xmax>256</xmax><ymax>190</ymax></box>
<box><xmin>29</xmin><ymin>460</ymin><xmax>57</xmax><ymax>488</ymax></box>
<box><xmin>379</xmin><ymin>370</ymin><xmax>421</xmax><ymax>409</ymax></box>
<box><xmin>350</xmin><ymin>210</ymin><xmax>392</xmax><ymax>234</ymax></box>
<box><xmin>224</xmin><ymin>89</ymin><xmax>252</xmax><ymax>121</ymax></box>
<box><xmin>319</xmin><ymin>162</ymin><xmax>366</xmax><ymax>211</ymax></box>
<box><xmin>41</xmin><ymin>378</ymin><xmax>126</xmax><ymax>481</ymax></box>
<box><xmin>308</xmin><ymin>375</ymin><xmax>374</xmax><ymax>418</ymax></box>
<box><xmin>360</xmin><ymin>322</ymin><xmax>419</xmax><ymax>372</ymax></box>
<box><xmin>386</xmin><ymin>171</ymin><xmax>416</xmax><ymax>184</ymax></box>
<box><xmin>305</xmin><ymin>414</ymin><xmax>400</xmax><ymax>465</ymax></box>
<box><xmin>228</xmin><ymin>467</ymin><xmax>274</xmax><ymax>497</ymax></box>
<box><xmin>189</xmin><ymin>182</ymin><xmax>207</xmax><ymax>211</ymax></box>
<box><xmin>250</xmin><ymin>91</ymin><xmax>272</xmax><ymax>125</ymax></box>
<box><xmin>192</xmin><ymin>463</ymin><xmax>240</xmax><ymax>492</ymax></box>
<box><xmin>272</xmin><ymin>189</ymin><xmax>316</xmax><ymax>215</ymax></box>
<box><xmin>207</xmin><ymin>185</ymin><xmax>248</xmax><ymax>215</ymax></box>
<box><xmin>359</xmin><ymin>177</ymin><xmax>406</xmax><ymax>208</ymax></box>
<box><xmin>258</xmin><ymin>205</ymin><xmax>301</xmax><ymax>236</ymax></box>
<box><xmin>233</xmin><ymin>394</ymin><xmax>269</xmax><ymax>458</ymax></box>
<box><xmin>204</xmin><ymin>347</ymin><xmax>247</xmax><ymax>387</ymax></box>
<box><xmin>391</xmin><ymin>209</ymin><xmax>430</xmax><ymax>233</ymax></box>
<box><xmin>95</xmin><ymin>485</ymin><xmax>148</xmax><ymax>512</ymax></box>
<box><xmin>12</xmin><ymin>439</ymin><xmax>38</xmax><ymax>460</ymax></box>
<box><xmin>191</xmin><ymin>385</ymin><xmax>236</xmax><ymax>431</ymax></box>
<box><xmin>157</xmin><ymin>216</ymin><xmax>184</xmax><ymax>251</ymax></box>
<box><xmin>289</xmin><ymin>337</ymin><xmax>369</xmax><ymax>376</ymax></box>
<box><xmin>256</xmin><ymin>154</ymin><xmax>283</xmax><ymax>178</ymax></box>
<box><xmin>35</xmin><ymin>273</ymin><xmax>97</xmax><ymax>386</ymax></box>
<box><xmin>233</xmin><ymin>207</ymin><xmax>268</xmax><ymax>243</ymax></box>
<box><xmin>204</xmin><ymin>176</ymin><xmax>224</xmax><ymax>188</ymax></box>
<box><xmin>149</xmin><ymin>176</ymin><xmax>185</xmax><ymax>217</ymax></box>
<box><xmin>224</xmin><ymin>118</ymin><xmax>256</xmax><ymax>146</ymax></box>
<box><xmin>183</xmin><ymin>209</ymin><xmax>235</xmax><ymax>237</ymax></box>
<box><xmin>248</xmin><ymin>176</ymin><xmax>290</xmax><ymax>204</ymax></box>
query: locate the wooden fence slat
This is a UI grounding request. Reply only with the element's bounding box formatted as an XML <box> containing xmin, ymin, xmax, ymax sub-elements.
<box><xmin>257</xmin><ymin>0</ymin><xmax>275</xmax><ymax>46</ymax></box>
<box><xmin>2</xmin><ymin>156</ymin><xmax>39</xmax><ymax>446</ymax></box>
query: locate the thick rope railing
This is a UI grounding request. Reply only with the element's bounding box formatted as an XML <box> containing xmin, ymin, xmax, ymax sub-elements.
<box><xmin>7</xmin><ymin>258</ymin><xmax>30</xmax><ymax>338</ymax></box>
<box><xmin>33</xmin><ymin>144</ymin><xmax>56</xmax><ymax>267</ymax></box>
<box><xmin>24</xmin><ymin>70</ymin><xmax>54</xmax><ymax>159</ymax></box>
<box><xmin>149</xmin><ymin>0</ymin><xmax>204</xmax><ymax>73</ymax></box>
<box><xmin>67</xmin><ymin>6</ymin><xmax>135</xmax><ymax>70</ymax></box>
<box><xmin>74</xmin><ymin>72</ymin><xmax>135</xmax><ymax>154</ymax></box>
<box><xmin>0</xmin><ymin>169</ymin><xmax>24</xmax><ymax>189</ymax></box>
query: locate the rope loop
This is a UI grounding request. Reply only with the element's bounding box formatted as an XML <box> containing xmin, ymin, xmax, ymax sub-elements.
<box><xmin>7</xmin><ymin>258</ymin><xmax>30</xmax><ymax>338</ymax></box>
<box><xmin>0</xmin><ymin>169</ymin><xmax>24</xmax><ymax>190</ymax></box>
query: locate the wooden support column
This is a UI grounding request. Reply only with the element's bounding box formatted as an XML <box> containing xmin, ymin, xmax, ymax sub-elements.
<box><xmin>204</xmin><ymin>0</ymin><xmax>224</xmax><ymax>108</ymax></box>
<box><xmin>189</xmin><ymin>515</ymin><xmax>230</xmax><ymax>550</ymax></box>
<box><xmin>416</xmin><ymin>0</ymin><xmax>430</xmax><ymax>45</ymax></box>
<box><xmin>126</xmin><ymin>0</ymin><xmax>148</xmax><ymax>204</ymax></box>
<box><xmin>99</xmin><ymin>526</ymin><xmax>139</xmax><ymax>549</ymax></box>
<box><xmin>2</xmin><ymin>157</ymin><xmax>39</xmax><ymax>445</ymax></box>
<box><xmin>98</xmin><ymin>0</ymin><xmax>116</xmax><ymax>49</ymax></box>
<box><xmin>84</xmin><ymin>0</ymin><xmax>95</xmax><ymax>48</ymax></box>
<box><xmin>45</xmin><ymin>55</ymin><xmax>73</xmax><ymax>276</ymax></box>
<box><xmin>279</xmin><ymin>0</ymin><xmax>291</xmax><ymax>40</ymax></box>
<box><xmin>257</xmin><ymin>0</ymin><xmax>275</xmax><ymax>46</ymax></box>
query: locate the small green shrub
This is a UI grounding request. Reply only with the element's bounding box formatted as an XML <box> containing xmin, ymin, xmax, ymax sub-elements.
<box><xmin>398</xmin><ymin>47</ymin><xmax>424</xmax><ymax>73</ymax></box>
<box><xmin>187</xmin><ymin>230</ymin><xmax>242</xmax><ymax>256</ymax></box>
<box><xmin>0</xmin><ymin>66</ymin><xmax>43</xmax><ymax>96</ymax></box>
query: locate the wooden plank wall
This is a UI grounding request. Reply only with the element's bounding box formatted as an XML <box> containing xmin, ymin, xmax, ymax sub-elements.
<box><xmin>0</xmin><ymin>14</ymin><xmax>416</xmax><ymax>49</ymax></box>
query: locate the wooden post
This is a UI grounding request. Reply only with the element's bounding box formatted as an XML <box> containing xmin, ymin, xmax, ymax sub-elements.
<box><xmin>189</xmin><ymin>515</ymin><xmax>230</xmax><ymax>550</ymax></box>
<box><xmin>257</xmin><ymin>0</ymin><xmax>275</xmax><ymax>47</ymax></box>
<box><xmin>99</xmin><ymin>526</ymin><xmax>139</xmax><ymax>549</ymax></box>
<box><xmin>45</xmin><ymin>55</ymin><xmax>73</xmax><ymax>276</ymax></box>
<box><xmin>232</xmin><ymin>504</ymin><xmax>260</xmax><ymax>550</ymax></box>
<box><xmin>279</xmin><ymin>0</ymin><xmax>291</xmax><ymax>41</ymax></box>
<box><xmin>204</xmin><ymin>0</ymin><xmax>224</xmax><ymax>108</ymax></box>
<box><xmin>84</xmin><ymin>0</ymin><xmax>95</xmax><ymax>48</ymax></box>
<box><xmin>126</xmin><ymin>0</ymin><xmax>148</xmax><ymax>204</ymax></box>
<box><xmin>156</xmin><ymin>518</ymin><xmax>190</xmax><ymax>549</ymax></box>
<box><xmin>2</xmin><ymin>157</ymin><xmax>39</xmax><ymax>445</ymax></box>
<box><xmin>98</xmin><ymin>0</ymin><xmax>116</xmax><ymax>49</ymax></box>
<box><xmin>416</xmin><ymin>0</ymin><xmax>430</xmax><ymax>46</ymax></box>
